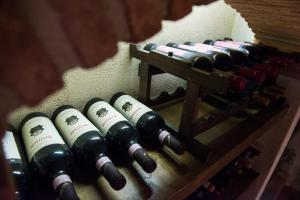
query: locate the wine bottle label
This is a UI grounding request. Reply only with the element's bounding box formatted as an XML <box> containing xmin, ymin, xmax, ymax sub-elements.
<box><xmin>55</xmin><ymin>108</ymin><xmax>100</xmax><ymax>147</ymax></box>
<box><xmin>214</xmin><ymin>41</ymin><xmax>242</xmax><ymax>50</ymax></box>
<box><xmin>156</xmin><ymin>45</ymin><xmax>186</xmax><ymax>57</ymax></box>
<box><xmin>22</xmin><ymin>116</ymin><xmax>65</xmax><ymax>161</ymax></box>
<box><xmin>87</xmin><ymin>101</ymin><xmax>128</xmax><ymax>134</ymax></box>
<box><xmin>52</xmin><ymin>174</ymin><xmax>72</xmax><ymax>190</ymax></box>
<box><xmin>113</xmin><ymin>95</ymin><xmax>152</xmax><ymax>125</ymax></box>
<box><xmin>1</xmin><ymin>131</ymin><xmax>21</xmax><ymax>160</ymax></box>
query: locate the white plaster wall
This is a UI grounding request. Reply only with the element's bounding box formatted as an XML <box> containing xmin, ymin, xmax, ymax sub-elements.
<box><xmin>231</xmin><ymin>13</ymin><xmax>255</xmax><ymax>42</ymax></box>
<box><xmin>9</xmin><ymin>0</ymin><xmax>238</xmax><ymax>127</ymax></box>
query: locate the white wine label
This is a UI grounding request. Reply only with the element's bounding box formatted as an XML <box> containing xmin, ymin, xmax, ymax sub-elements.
<box><xmin>96</xmin><ymin>156</ymin><xmax>112</xmax><ymax>171</ymax></box>
<box><xmin>113</xmin><ymin>95</ymin><xmax>152</xmax><ymax>125</ymax></box>
<box><xmin>156</xmin><ymin>45</ymin><xmax>186</xmax><ymax>57</ymax></box>
<box><xmin>52</xmin><ymin>174</ymin><xmax>72</xmax><ymax>190</ymax></box>
<box><xmin>214</xmin><ymin>41</ymin><xmax>242</xmax><ymax>50</ymax></box>
<box><xmin>1</xmin><ymin>131</ymin><xmax>21</xmax><ymax>160</ymax></box>
<box><xmin>22</xmin><ymin>116</ymin><xmax>65</xmax><ymax>161</ymax></box>
<box><xmin>55</xmin><ymin>108</ymin><xmax>100</xmax><ymax>147</ymax></box>
<box><xmin>87</xmin><ymin>101</ymin><xmax>128</xmax><ymax>134</ymax></box>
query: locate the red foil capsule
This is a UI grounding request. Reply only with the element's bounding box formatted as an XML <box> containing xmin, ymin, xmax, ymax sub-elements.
<box><xmin>254</xmin><ymin>64</ymin><xmax>280</xmax><ymax>80</ymax></box>
<box><xmin>237</xmin><ymin>68</ymin><xmax>266</xmax><ymax>85</ymax></box>
<box><xmin>229</xmin><ymin>75</ymin><xmax>247</xmax><ymax>91</ymax></box>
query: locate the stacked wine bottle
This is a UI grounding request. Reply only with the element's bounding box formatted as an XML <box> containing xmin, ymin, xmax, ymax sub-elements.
<box><xmin>143</xmin><ymin>38</ymin><xmax>287</xmax><ymax>109</ymax></box>
<box><xmin>2</xmin><ymin>94</ymin><xmax>185</xmax><ymax>200</ymax></box>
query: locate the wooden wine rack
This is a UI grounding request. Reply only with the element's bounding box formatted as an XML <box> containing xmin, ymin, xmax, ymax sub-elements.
<box><xmin>130</xmin><ymin>44</ymin><xmax>288</xmax><ymax>163</ymax></box>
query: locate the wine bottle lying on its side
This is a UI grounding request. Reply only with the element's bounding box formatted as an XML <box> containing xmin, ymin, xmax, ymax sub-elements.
<box><xmin>167</xmin><ymin>42</ymin><xmax>267</xmax><ymax>87</ymax></box>
<box><xmin>20</xmin><ymin>112</ymin><xmax>79</xmax><ymax>200</ymax></box>
<box><xmin>143</xmin><ymin>43</ymin><xmax>215</xmax><ymax>72</ymax></box>
<box><xmin>110</xmin><ymin>92</ymin><xmax>185</xmax><ymax>155</ymax></box>
<box><xmin>52</xmin><ymin>105</ymin><xmax>126</xmax><ymax>190</ymax></box>
<box><xmin>204</xmin><ymin>39</ymin><xmax>267</xmax><ymax>63</ymax></box>
<box><xmin>185</xmin><ymin>41</ymin><xmax>249</xmax><ymax>67</ymax></box>
<box><xmin>84</xmin><ymin>98</ymin><xmax>157</xmax><ymax>173</ymax></box>
<box><xmin>166</xmin><ymin>42</ymin><xmax>233</xmax><ymax>71</ymax></box>
<box><xmin>1</xmin><ymin>126</ymin><xmax>30</xmax><ymax>200</ymax></box>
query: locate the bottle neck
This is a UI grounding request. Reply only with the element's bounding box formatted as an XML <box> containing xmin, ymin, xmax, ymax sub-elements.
<box><xmin>128</xmin><ymin>143</ymin><xmax>142</xmax><ymax>158</ymax></box>
<box><xmin>52</xmin><ymin>174</ymin><xmax>72</xmax><ymax>190</ymax></box>
<box><xmin>158</xmin><ymin>130</ymin><xmax>170</xmax><ymax>144</ymax></box>
<box><xmin>95</xmin><ymin>156</ymin><xmax>112</xmax><ymax>171</ymax></box>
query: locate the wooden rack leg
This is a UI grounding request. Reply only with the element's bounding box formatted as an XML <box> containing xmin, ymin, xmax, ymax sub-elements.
<box><xmin>138</xmin><ymin>62</ymin><xmax>152</xmax><ymax>103</ymax></box>
<box><xmin>179</xmin><ymin>81</ymin><xmax>200</xmax><ymax>141</ymax></box>
<box><xmin>179</xmin><ymin>81</ymin><xmax>212</xmax><ymax>162</ymax></box>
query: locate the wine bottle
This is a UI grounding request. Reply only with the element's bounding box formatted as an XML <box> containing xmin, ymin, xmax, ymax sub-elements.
<box><xmin>234</xmin><ymin>67</ymin><xmax>266</xmax><ymax>86</ymax></box>
<box><xmin>143</xmin><ymin>43</ymin><xmax>214</xmax><ymax>72</ymax></box>
<box><xmin>84</xmin><ymin>98</ymin><xmax>157</xmax><ymax>173</ymax></box>
<box><xmin>203</xmin><ymin>181</ymin><xmax>215</xmax><ymax>193</ymax></box>
<box><xmin>2</xmin><ymin>127</ymin><xmax>29</xmax><ymax>200</ymax></box>
<box><xmin>20</xmin><ymin>112</ymin><xmax>79</xmax><ymax>200</ymax></box>
<box><xmin>167</xmin><ymin>42</ymin><xmax>266</xmax><ymax>85</ymax></box>
<box><xmin>195</xmin><ymin>41</ymin><xmax>279</xmax><ymax>82</ymax></box>
<box><xmin>253</xmin><ymin>63</ymin><xmax>279</xmax><ymax>82</ymax></box>
<box><xmin>204</xmin><ymin>39</ymin><xmax>266</xmax><ymax>63</ymax></box>
<box><xmin>52</xmin><ymin>105</ymin><xmax>126</xmax><ymax>190</ymax></box>
<box><xmin>110</xmin><ymin>92</ymin><xmax>185</xmax><ymax>155</ymax></box>
<box><xmin>184</xmin><ymin>41</ymin><xmax>249</xmax><ymax>67</ymax></box>
<box><xmin>166</xmin><ymin>42</ymin><xmax>233</xmax><ymax>71</ymax></box>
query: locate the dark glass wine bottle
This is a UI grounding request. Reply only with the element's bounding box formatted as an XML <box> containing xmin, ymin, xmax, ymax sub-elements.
<box><xmin>204</xmin><ymin>39</ymin><xmax>266</xmax><ymax>63</ymax></box>
<box><xmin>84</xmin><ymin>98</ymin><xmax>157</xmax><ymax>173</ymax></box>
<box><xmin>167</xmin><ymin>42</ymin><xmax>266</xmax><ymax>86</ymax></box>
<box><xmin>52</xmin><ymin>105</ymin><xmax>126</xmax><ymax>190</ymax></box>
<box><xmin>143</xmin><ymin>43</ymin><xmax>214</xmax><ymax>72</ymax></box>
<box><xmin>253</xmin><ymin>63</ymin><xmax>279</xmax><ymax>82</ymax></box>
<box><xmin>110</xmin><ymin>92</ymin><xmax>185</xmax><ymax>155</ymax></box>
<box><xmin>2</xmin><ymin>127</ymin><xmax>29</xmax><ymax>200</ymax></box>
<box><xmin>166</xmin><ymin>42</ymin><xmax>233</xmax><ymax>71</ymax></box>
<box><xmin>20</xmin><ymin>112</ymin><xmax>79</xmax><ymax>200</ymax></box>
<box><xmin>184</xmin><ymin>41</ymin><xmax>249</xmax><ymax>66</ymax></box>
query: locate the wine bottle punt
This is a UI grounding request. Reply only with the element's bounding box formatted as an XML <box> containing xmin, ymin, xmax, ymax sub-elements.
<box><xmin>143</xmin><ymin>43</ymin><xmax>214</xmax><ymax>72</ymax></box>
<box><xmin>52</xmin><ymin>105</ymin><xmax>126</xmax><ymax>190</ymax></box>
<box><xmin>2</xmin><ymin>127</ymin><xmax>29</xmax><ymax>200</ymax></box>
<box><xmin>110</xmin><ymin>92</ymin><xmax>185</xmax><ymax>155</ymax></box>
<box><xmin>84</xmin><ymin>98</ymin><xmax>157</xmax><ymax>173</ymax></box>
<box><xmin>166</xmin><ymin>42</ymin><xmax>233</xmax><ymax>71</ymax></box>
<box><xmin>20</xmin><ymin>112</ymin><xmax>79</xmax><ymax>200</ymax></box>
